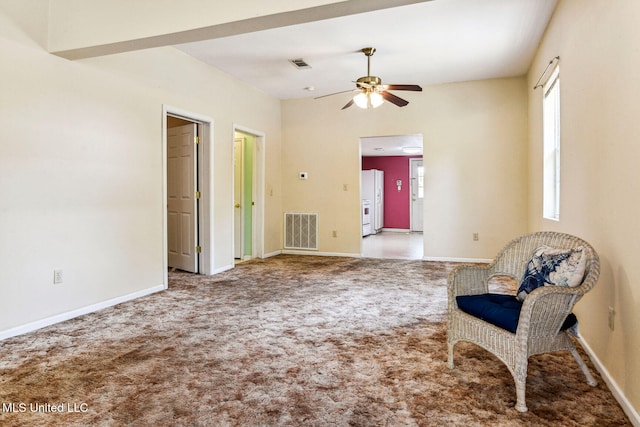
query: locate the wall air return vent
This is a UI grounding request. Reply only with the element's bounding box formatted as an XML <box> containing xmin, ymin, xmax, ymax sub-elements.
<box><xmin>288</xmin><ymin>58</ymin><xmax>312</xmax><ymax>70</ymax></box>
<box><xmin>284</xmin><ymin>212</ymin><xmax>318</xmax><ymax>250</ymax></box>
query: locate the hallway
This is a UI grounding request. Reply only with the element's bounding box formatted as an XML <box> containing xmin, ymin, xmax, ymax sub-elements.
<box><xmin>361</xmin><ymin>231</ymin><xmax>423</xmax><ymax>260</ymax></box>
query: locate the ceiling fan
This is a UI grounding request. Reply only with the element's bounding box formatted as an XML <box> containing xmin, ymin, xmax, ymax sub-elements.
<box><xmin>317</xmin><ymin>47</ymin><xmax>422</xmax><ymax>110</ymax></box>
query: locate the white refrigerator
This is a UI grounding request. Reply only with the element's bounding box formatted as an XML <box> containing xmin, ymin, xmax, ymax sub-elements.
<box><xmin>361</xmin><ymin>169</ymin><xmax>384</xmax><ymax>234</ymax></box>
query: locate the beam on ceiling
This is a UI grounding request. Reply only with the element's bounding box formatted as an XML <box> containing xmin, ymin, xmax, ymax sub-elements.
<box><xmin>49</xmin><ymin>0</ymin><xmax>433</xmax><ymax>60</ymax></box>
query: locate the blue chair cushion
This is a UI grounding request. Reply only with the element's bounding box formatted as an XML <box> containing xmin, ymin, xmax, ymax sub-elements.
<box><xmin>456</xmin><ymin>293</ymin><xmax>577</xmax><ymax>334</ymax></box>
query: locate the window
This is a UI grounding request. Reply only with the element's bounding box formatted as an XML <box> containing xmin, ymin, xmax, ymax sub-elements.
<box><xmin>543</xmin><ymin>65</ymin><xmax>560</xmax><ymax>220</ymax></box>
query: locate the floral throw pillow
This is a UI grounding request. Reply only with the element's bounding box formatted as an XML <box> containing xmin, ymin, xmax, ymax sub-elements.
<box><xmin>516</xmin><ymin>245</ymin><xmax>587</xmax><ymax>301</ymax></box>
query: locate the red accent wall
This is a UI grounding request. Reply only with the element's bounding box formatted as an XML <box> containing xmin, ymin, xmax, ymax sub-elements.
<box><xmin>362</xmin><ymin>156</ymin><xmax>422</xmax><ymax>229</ymax></box>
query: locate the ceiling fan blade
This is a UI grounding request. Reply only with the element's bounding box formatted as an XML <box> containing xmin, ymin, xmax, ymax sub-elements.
<box><xmin>383</xmin><ymin>84</ymin><xmax>422</xmax><ymax>92</ymax></box>
<box><xmin>381</xmin><ymin>91</ymin><xmax>409</xmax><ymax>107</ymax></box>
<box><xmin>314</xmin><ymin>89</ymin><xmax>356</xmax><ymax>99</ymax></box>
<box><xmin>341</xmin><ymin>99</ymin><xmax>355</xmax><ymax>110</ymax></box>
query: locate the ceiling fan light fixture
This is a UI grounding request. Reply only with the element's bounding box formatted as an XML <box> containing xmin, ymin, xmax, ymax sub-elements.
<box><xmin>354</xmin><ymin>91</ymin><xmax>383</xmax><ymax>109</ymax></box>
<box><xmin>402</xmin><ymin>147</ymin><xmax>421</xmax><ymax>154</ymax></box>
<box><xmin>370</xmin><ymin>92</ymin><xmax>384</xmax><ymax>108</ymax></box>
<box><xmin>353</xmin><ymin>92</ymin><xmax>369</xmax><ymax>109</ymax></box>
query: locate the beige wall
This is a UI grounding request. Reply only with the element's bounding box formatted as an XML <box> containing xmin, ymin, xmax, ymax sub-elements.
<box><xmin>528</xmin><ymin>0</ymin><xmax>640</xmax><ymax>415</ymax></box>
<box><xmin>0</xmin><ymin>4</ymin><xmax>282</xmax><ymax>332</ymax></box>
<box><xmin>281</xmin><ymin>77</ymin><xmax>529</xmax><ymax>259</ymax></box>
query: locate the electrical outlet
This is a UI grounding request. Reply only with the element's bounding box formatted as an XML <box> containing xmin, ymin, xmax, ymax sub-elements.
<box><xmin>343</xmin><ymin>184</ymin><xmax>348</xmax><ymax>191</ymax></box>
<box><xmin>608</xmin><ymin>307</ymin><xmax>615</xmax><ymax>331</ymax></box>
<box><xmin>53</xmin><ymin>269</ymin><xmax>63</xmax><ymax>284</ymax></box>
<box><xmin>473</xmin><ymin>232</ymin><xmax>479</xmax><ymax>241</ymax></box>
<box><xmin>332</xmin><ymin>230</ymin><xmax>338</xmax><ymax>238</ymax></box>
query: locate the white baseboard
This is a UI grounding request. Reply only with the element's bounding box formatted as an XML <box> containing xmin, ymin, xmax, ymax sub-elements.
<box><xmin>0</xmin><ymin>284</ymin><xmax>165</xmax><ymax>341</ymax></box>
<box><xmin>381</xmin><ymin>228</ymin><xmax>411</xmax><ymax>233</ymax></box>
<box><xmin>263</xmin><ymin>250</ymin><xmax>283</xmax><ymax>258</ymax></box>
<box><xmin>212</xmin><ymin>264</ymin><xmax>234</xmax><ymax>274</ymax></box>
<box><xmin>282</xmin><ymin>250</ymin><xmax>361</xmax><ymax>258</ymax></box>
<box><xmin>423</xmin><ymin>256</ymin><xmax>492</xmax><ymax>263</ymax></box>
<box><xmin>280</xmin><ymin>251</ymin><xmax>490</xmax><ymax>263</ymax></box>
<box><xmin>578</xmin><ymin>336</ymin><xmax>640</xmax><ymax>426</ymax></box>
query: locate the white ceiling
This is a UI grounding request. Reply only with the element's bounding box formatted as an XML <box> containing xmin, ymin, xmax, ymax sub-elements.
<box><xmin>361</xmin><ymin>134</ymin><xmax>424</xmax><ymax>157</ymax></box>
<box><xmin>176</xmin><ymin>0</ymin><xmax>557</xmax><ymax>100</ymax></box>
<box><xmin>174</xmin><ymin>0</ymin><xmax>557</xmax><ymax>156</ymax></box>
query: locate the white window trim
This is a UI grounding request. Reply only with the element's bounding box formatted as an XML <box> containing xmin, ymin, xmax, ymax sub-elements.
<box><xmin>542</xmin><ymin>65</ymin><xmax>560</xmax><ymax>221</ymax></box>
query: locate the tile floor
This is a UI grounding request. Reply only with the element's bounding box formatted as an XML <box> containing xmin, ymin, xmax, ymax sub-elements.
<box><xmin>361</xmin><ymin>231</ymin><xmax>423</xmax><ymax>260</ymax></box>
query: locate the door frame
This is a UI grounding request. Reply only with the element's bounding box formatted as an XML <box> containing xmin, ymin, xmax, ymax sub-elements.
<box><xmin>409</xmin><ymin>157</ymin><xmax>424</xmax><ymax>232</ymax></box>
<box><xmin>162</xmin><ymin>105</ymin><xmax>214</xmax><ymax>287</ymax></box>
<box><xmin>233</xmin><ymin>136</ymin><xmax>245</xmax><ymax>260</ymax></box>
<box><xmin>233</xmin><ymin>124</ymin><xmax>265</xmax><ymax>260</ymax></box>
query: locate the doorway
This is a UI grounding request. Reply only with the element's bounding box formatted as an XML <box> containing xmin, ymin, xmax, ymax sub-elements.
<box><xmin>234</xmin><ymin>132</ymin><xmax>253</xmax><ymax>261</ymax></box>
<box><xmin>360</xmin><ymin>134</ymin><xmax>424</xmax><ymax>260</ymax></box>
<box><xmin>233</xmin><ymin>126</ymin><xmax>265</xmax><ymax>262</ymax></box>
<box><xmin>162</xmin><ymin>106</ymin><xmax>214</xmax><ymax>286</ymax></box>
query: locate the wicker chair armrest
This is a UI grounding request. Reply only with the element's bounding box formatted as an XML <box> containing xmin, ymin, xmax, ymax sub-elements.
<box><xmin>447</xmin><ymin>263</ymin><xmax>495</xmax><ymax>311</ymax></box>
<box><xmin>516</xmin><ymin>285</ymin><xmax>582</xmax><ymax>339</ymax></box>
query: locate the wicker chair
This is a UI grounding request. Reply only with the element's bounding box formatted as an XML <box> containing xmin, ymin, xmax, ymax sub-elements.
<box><xmin>447</xmin><ymin>231</ymin><xmax>599</xmax><ymax>412</ymax></box>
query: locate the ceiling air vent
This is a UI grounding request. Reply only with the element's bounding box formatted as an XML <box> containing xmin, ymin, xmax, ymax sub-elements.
<box><xmin>288</xmin><ymin>58</ymin><xmax>312</xmax><ymax>70</ymax></box>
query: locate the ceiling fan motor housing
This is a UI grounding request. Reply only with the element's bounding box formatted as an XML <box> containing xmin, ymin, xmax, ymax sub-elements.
<box><xmin>362</xmin><ymin>47</ymin><xmax>376</xmax><ymax>56</ymax></box>
<box><xmin>356</xmin><ymin>75</ymin><xmax>382</xmax><ymax>90</ymax></box>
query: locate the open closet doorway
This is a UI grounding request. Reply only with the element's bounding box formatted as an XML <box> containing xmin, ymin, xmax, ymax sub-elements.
<box><xmin>162</xmin><ymin>106</ymin><xmax>214</xmax><ymax>286</ymax></box>
<box><xmin>360</xmin><ymin>134</ymin><xmax>424</xmax><ymax>260</ymax></box>
<box><xmin>233</xmin><ymin>126</ymin><xmax>265</xmax><ymax>262</ymax></box>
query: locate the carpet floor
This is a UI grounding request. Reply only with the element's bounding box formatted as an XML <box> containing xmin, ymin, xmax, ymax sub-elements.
<box><xmin>0</xmin><ymin>255</ymin><xmax>631</xmax><ymax>426</ymax></box>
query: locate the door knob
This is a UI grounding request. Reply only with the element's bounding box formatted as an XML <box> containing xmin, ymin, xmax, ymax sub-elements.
<box><xmin>234</xmin><ymin>203</ymin><xmax>240</xmax><ymax>208</ymax></box>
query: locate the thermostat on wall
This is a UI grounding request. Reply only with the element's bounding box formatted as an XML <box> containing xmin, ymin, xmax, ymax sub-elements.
<box><xmin>299</xmin><ymin>172</ymin><xmax>308</xmax><ymax>180</ymax></box>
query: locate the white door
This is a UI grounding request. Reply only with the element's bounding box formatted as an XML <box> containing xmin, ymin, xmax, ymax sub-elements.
<box><xmin>233</xmin><ymin>137</ymin><xmax>244</xmax><ymax>259</ymax></box>
<box><xmin>410</xmin><ymin>158</ymin><xmax>424</xmax><ymax>232</ymax></box>
<box><xmin>167</xmin><ymin>123</ymin><xmax>198</xmax><ymax>272</ymax></box>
